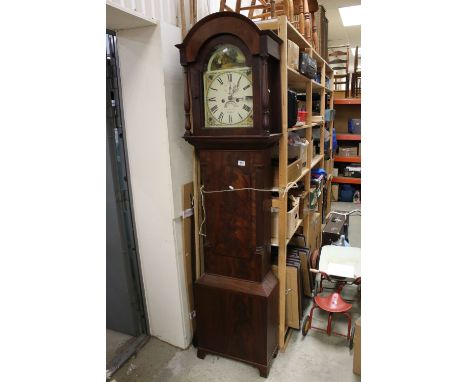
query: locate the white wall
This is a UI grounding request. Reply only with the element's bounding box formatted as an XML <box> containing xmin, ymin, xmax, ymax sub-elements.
<box><xmin>107</xmin><ymin>0</ymin><xmax>160</xmax><ymax>20</ymax></box>
<box><xmin>160</xmin><ymin>20</ymin><xmax>194</xmax><ymax>346</ymax></box>
<box><xmin>109</xmin><ymin>0</ymin><xmax>226</xmax><ymax>350</ymax></box>
<box><xmin>116</xmin><ymin>24</ymin><xmax>191</xmax><ymax>348</ymax></box>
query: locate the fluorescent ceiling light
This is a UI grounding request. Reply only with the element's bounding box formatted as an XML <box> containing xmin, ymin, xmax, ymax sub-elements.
<box><xmin>339</xmin><ymin>5</ymin><xmax>361</xmax><ymax>27</ymax></box>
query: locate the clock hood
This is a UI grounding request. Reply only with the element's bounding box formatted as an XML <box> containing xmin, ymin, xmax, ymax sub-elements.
<box><xmin>176</xmin><ymin>12</ymin><xmax>282</xmax><ymax>66</ymax></box>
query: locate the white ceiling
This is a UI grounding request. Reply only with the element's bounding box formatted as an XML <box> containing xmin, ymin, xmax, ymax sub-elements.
<box><xmin>319</xmin><ymin>0</ymin><xmax>361</xmax><ymax>49</ymax></box>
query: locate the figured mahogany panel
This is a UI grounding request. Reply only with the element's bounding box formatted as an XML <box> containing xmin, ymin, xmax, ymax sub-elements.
<box><xmin>199</xmin><ymin>148</ymin><xmax>272</xmax><ymax>282</ymax></box>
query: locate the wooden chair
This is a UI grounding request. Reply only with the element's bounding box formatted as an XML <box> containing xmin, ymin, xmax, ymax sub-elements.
<box><xmin>308</xmin><ymin>0</ymin><xmax>319</xmax><ymax>49</ymax></box>
<box><xmin>219</xmin><ymin>0</ymin><xmax>235</xmax><ymax>12</ymax></box>
<box><xmin>290</xmin><ymin>1</ymin><xmax>306</xmax><ymax>38</ymax></box>
<box><xmin>289</xmin><ymin>1</ymin><xmax>317</xmax><ymax>45</ymax></box>
<box><xmin>220</xmin><ymin>1</ymin><xmax>292</xmax><ymax>20</ymax></box>
<box><xmin>351</xmin><ymin>46</ymin><xmax>361</xmax><ymax>98</ymax></box>
<box><xmin>329</xmin><ymin>45</ymin><xmax>350</xmax><ymax>96</ymax></box>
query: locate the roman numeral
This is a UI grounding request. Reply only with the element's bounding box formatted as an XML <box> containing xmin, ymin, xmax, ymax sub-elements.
<box><xmin>238</xmin><ymin>113</ymin><xmax>243</xmax><ymax>120</ymax></box>
<box><xmin>219</xmin><ymin>112</ymin><xmax>224</xmax><ymax>121</ymax></box>
<box><xmin>208</xmin><ymin>97</ymin><xmax>216</xmax><ymax>102</ymax></box>
<box><xmin>210</xmin><ymin>87</ymin><xmax>217</xmax><ymax>91</ymax></box>
<box><xmin>243</xmin><ymin>84</ymin><xmax>251</xmax><ymax>90</ymax></box>
<box><xmin>217</xmin><ymin>77</ymin><xmax>223</xmax><ymax>85</ymax></box>
<box><xmin>228</xmin><ymin>115</ymin><xmax>232</xmax><ymax>123</ymax></box>
<box><xmin>227</xmin><ymin>73</ymin><xmax>232</xmax><ymax>82</ymax></box>
<box><xmin>243</xmin><ymin>104</ymin><xmax>251</xmax><ymax>112</ymax></box>
<box><xmin>211</xmin><ymin>105</ymin><xmax>218</xmax><ymax>113</ymax></box>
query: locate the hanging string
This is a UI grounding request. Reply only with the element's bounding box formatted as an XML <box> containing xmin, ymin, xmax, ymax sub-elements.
<box><xmin>198</xmin><ymin>182</ymin><xmax>300</xmax><ymax>237</ymax></box>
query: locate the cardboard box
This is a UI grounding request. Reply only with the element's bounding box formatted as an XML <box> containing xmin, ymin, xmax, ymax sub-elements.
<box><xmin>309</xmin><ymin>212</ymin><xmax>322</xmax><ymax>252</ymax></box>
<box><xmin>331</xmin><ymin>185</ymin><xmax>339</xmax><ymax>202</ymax></box>
<box><xmin>338</xmin><ymin>146</ymin><xmax>358</xmax><ymax>157</ymax></box>
<box><xmin>287</xmin><ymin>40</ymin><xmax>299</xmax><ymax>71</ymax></box>
<box><xmin>298</xmin><ymin>196</ymin><xmax>306</xmax><ymax>220</ymax></box>
<box><xmin>353</xmin><ymin>318</ymin><xmax>361</xmax><ymax>375</ymax></box>
<box><xmin>324</xmin><ymin>159</ymin><xmax>333</xmax><ymax>175</ymax></box>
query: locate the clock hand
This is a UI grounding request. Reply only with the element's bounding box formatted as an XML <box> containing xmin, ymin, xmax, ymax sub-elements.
<box><xmin>233</xmin><ymin>74</ymin><xmax>242</xmax><ymax>94</ymax></box>
<box><xmin>235</xmin><ymin>96</ymin><xmax>253</xmax><ymax>102</ymax></box>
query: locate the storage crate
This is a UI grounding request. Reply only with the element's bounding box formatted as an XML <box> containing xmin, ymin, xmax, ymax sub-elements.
<box><xmin>325</xmin><ymin>109</ymin><xmax>335</xmax><ymax>122</ymax></box>
<box><xmin>297</xmin><ymin>110</ymin><xmax>307</xmax><ymax>123</ymax></box>
<box><xmin>287</xmin><ymin>40</ymin><xmax>299</xmax><ymax>71</ymax></box>
<box><xmin>271</xmin><ymin>200</ymin><xmax>300</xmax><ymax>240</ymax></box>
<box><xmin>338</xmin><ymin>146</ymin><xmax>358</xmax><ymax>157</ymax></box>
<box><xmin>273</xmin><ymin>156</ymin><xmax>304</xmax><ymax>188</ymax></box>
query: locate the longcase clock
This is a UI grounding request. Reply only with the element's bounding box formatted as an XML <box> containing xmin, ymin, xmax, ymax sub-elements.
<box><xmin>177</xmin><ymin>12</ymin><xmax>283</xmax><ymax>378</ymax></box>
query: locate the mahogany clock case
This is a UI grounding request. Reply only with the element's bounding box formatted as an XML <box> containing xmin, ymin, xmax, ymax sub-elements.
<box><xmin>176</xmin><ymin>12</ymin><xmax>284</xmax><ymax>378</ymax></box>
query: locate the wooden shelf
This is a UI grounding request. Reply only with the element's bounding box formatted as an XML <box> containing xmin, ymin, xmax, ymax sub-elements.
<box><xmin>334</xmin><ymin>156</ymin><xmax>361</xmax><ymax>163</ymax></box>
<box><xmin>288</xmin><ymin>123</ymin><xmax>319</xmax><ymax>132</ymax></box>
<box><xmin>256</xmin><ymin>17</ymin><xmax>333</xmax><ymax>81</ymax></box>
<box><xmin>334</xmin><ymin>98</ymin><xmax>361</xmax><ymax>105</ymax></box>
<box><xmin>256</xmin><ymin>15</ymin><xmax>332</xmax><ymax>351</ymax></box>
<box><xmin>286</xmin><ymin>20</ymin><xmax>311</xmax><ymax>49</ymax></box>
<box><xmin>291</xmin><ymin>167</ymin><xmax>310</xmax><ymax>185</ymax></box>
<box><xmin>271</xmin><ymin>218</ymin><xmax>303</xmax><ymax>247</ymax></box>
<box><xmin>336</xmin><ymin>134</ymin><xmax>361</xmax><ymax>141</ymax></box>
<box><xmin>332</xmin><ymin>177</ymin><xmax>361</xmax><ymax>184</ymax></box>
<box><xmin>312</xmin><ymin>79</ymin><xmax>324</xmax><ymax>90</ymax></box>
<box><xmin>310</xmin><ymin>154</ymin><xmax>324</xmax><ymax>168</ymax></box>
<box><xmin>288</xmin><ymin>66</ymin><xmax>310</xmax><ymax>86</ymax></box>
<box><xmin>288</xmin><ymin>67</ymin><xmax>324</xmax><ymax>91</ymax></box>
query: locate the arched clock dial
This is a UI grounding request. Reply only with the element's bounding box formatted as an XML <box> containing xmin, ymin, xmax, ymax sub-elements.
<box><xmin>204</xmin><ymin>68</ymin><xmax>253</xmax><ymax>128</ymax></box>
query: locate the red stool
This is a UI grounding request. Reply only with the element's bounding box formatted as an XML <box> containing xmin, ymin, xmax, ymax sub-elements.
<box><xmin>302</xmin><ymin>270</ymin><xmax>360</xmax><ymax>341</ymax></box>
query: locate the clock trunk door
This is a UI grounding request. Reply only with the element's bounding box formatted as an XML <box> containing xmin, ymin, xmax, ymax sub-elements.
<box><xmin>200</xmin><ymin>149</ymin><xmax>271</xmax><ymax>282</ymax></box>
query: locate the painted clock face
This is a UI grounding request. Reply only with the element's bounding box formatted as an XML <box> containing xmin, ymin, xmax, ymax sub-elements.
<box><xmin>203</xmin><ymin>44</ymin><xmax>253</xmax><ymax>128</ymax></box>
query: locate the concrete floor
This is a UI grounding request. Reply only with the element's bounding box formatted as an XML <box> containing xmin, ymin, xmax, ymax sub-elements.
<box><xmin>330</xmin><ymin>201</ymin><xmax>361</xmax><ymax>248</ymax></box>
<box><xmin>110</xmin><ymin>202</ymin><xmax>361</xmax><ymax>382</ymax></box>
<box><xmin>107</xmin><ymin>329</ymin><xmax>133</xmax><ymax>364</ymax></box>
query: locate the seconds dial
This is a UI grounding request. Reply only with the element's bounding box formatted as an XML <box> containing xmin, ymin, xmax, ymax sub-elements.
<box><xmin>205</xmin><ymin>70</ymin><xmax>253</xmax><ymax>127</ymax></box>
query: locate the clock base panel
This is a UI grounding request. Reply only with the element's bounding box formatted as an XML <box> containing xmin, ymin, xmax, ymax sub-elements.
<box><xmin>194</xmin><ymin>271</ymin><xmax>279</xmax><ymax>378</ymax></box>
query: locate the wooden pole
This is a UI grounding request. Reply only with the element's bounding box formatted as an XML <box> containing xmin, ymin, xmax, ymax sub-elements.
<box><xmin>179</xmin><ymin>0</ymin><xmax>187</xmax><ymax>38</ymax></box>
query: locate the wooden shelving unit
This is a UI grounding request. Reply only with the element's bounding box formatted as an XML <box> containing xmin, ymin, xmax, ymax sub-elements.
<box><xmin>334</xmin><ymin>156</ymin><xmax>360</xmax><ymax>163</ymax></box>
<box><xmin>332</xmin><ymin>176</ymin><xmax>361</xmax><ymax>185</ymax></box>
<box><xmin>334</xmin><ymin>98</ymin><xmax>361</xmax><ymax>105</ymax></box>
<box><xmin>333</xmin><ymin>99</ymin><xmax>361</xmax><ymax>193</ymax></box>
<box><xmin>288</xmin><ymin>123</ymin><xmax>319</xmax><ymax>132</ymax></box>
<box><xmin>336</xmin><ymin>133</ymin><xmax>361</xmax><ymax>141</ymax></box>
<box><xmin>257</xmin><ymin>16</ymin><xmax>333</xmax><ymax>350</ymax></box>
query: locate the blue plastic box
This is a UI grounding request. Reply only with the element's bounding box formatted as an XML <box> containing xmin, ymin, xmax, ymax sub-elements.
<box><xmin>348</xmin><ymin>119</ymin><xmax>361</xmax><ymax>134</ymax></box>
